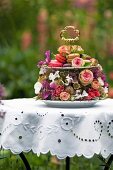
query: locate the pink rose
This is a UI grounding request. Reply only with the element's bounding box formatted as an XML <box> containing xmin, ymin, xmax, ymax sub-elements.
<box><xmin>55</xmin><ymin>85</ymin><xmax>64</xmax><ymax>97</ymax></box>
<box><xmin>79</xmin><ymin>69</ymin><xmax>93</xmax><ymax>86</ymax></box>
<box><xmin>58</xmin><ymin>45</ymin><xmax>70</xmax><ymax>55</ymax></box>
<box><xmin>60</xmin><ymin>92</ymin><xmax>70</xmax><ymax>101</ymax></box>
<box><xmin>72</xmin><ymin>57</ymin><xmax>85</xmax><ymax>67</ymax></box>
<box><xmin>91</xmin><ymin>80</ymin><xmax>100</xmax><ymax>89</ymax></box>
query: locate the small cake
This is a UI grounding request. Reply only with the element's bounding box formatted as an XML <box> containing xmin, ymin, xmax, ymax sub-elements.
<box><xmin>34</xmin><ymin>26</ymin><xmax>108</xmax><ymax>101</ymax></box>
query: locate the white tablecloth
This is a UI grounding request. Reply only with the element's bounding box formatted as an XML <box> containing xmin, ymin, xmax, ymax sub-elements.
<box><xmin>0</xmin><ymin>98</ymin><xmax>113</xmax><ymax>159</ymax></box>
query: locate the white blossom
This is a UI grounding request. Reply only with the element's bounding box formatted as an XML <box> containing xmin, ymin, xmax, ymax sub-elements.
<box><xmin>82</xmin><ymin>90</ymin><xmax>88</xmax><ymax>97</ymax></box>
<box><xmin>39</xmin><ymin>67</ymin><xmax>47</xmax><ymax>75</ymax></box>
<box><xmin>104</xmin><ymin>87</ymin><xmax>108</xmax><ymax>94</ymax></box>
<box><xmin>49</xmin><ymin>71</ymin><xmax>60</xmax><ymax>82</ymax></box>
<box><xmin>34</xmin><ymin>82</ymin><xmax>42</xmax><ymax>94</ymax></box>
<box><xmin>98</xmin><ymin>77</ymin><xmax>104</xmax><ymax>86</ymax></box>
<box><xmin>74</xmin><ymin>90</ymin><xmax>88</xmax><ymax>99</ymax></box>
<box><xmin>65</xmin><ymin>74</ymin><xmax>73</xmax><ymax>86</ymax></box>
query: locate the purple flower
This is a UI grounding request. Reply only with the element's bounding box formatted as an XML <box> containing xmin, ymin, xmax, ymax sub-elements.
<box><xmin>45</xmin><ymin>50</ymin><xmax>51</xmax><ymax>63</ymax></box>
<box><xmin>42</xmin><ymin>91</ymin><xmax>50</xmax><ymax>99</ymax></box>
<box><xmin>37</xmin><ymin>50</ymin><xmax>51</xmax><ymax>67</ymax></box>
<box><xmin>104</xmin><ymin>82</ymin><xmax>109</xmax><ymax>87</ymax></box>
<box><xmin>101</xmin><ymin>73</ymin><xmax>106</xmax><ymax>81</ymax></box>
<box><xmin>50</xmin><ymin>82</ymin><xmax>56</xmax><ymax>89</ymax></box>
<box><xmin>42</xmin><ymin>80</ymin><xmax>50</xmax><ymax>89</ymax></box>
<box><xmin>38</xmin><ymin>60</ymin><xmax>46</xmax><ymax>67</ymax></box>
<box><xmin>93</xmin><ymin>68</ymin><xmax>101</xmax><ymax>79</ymax></box>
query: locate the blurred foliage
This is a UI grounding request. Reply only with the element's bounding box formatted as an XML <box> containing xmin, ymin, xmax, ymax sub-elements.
<box><xmin>0</xmin><ymin>150</ymin><xmax>110</xmax><ymax>170</ymax></box>
<box><xmin>1</xmin><ymin>0</ymin><xmax>113</xmax><ymax>169</ymax></box>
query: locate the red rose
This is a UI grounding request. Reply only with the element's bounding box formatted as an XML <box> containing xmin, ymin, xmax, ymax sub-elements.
<box><xmin>88</xmin><ymin>91</ymin><xmax>96</xmax><ymax>98</ymax></box>
<box><xmin>55</xmin><ymin>85</ymin><xmax>64</xmax><ymax>97</ymax></box>
<box><xmin>85</xmin><ymin>95</ymin><xmax>93</xmax><ymax>100</ymax></box>
<box><xmin>88</xmin><ymin>88</ymin><xmax>100</xmax><ymax>99</ymax></box>
<box><xmin>94</xmin><ymin>90</ymin><xmax>100</xmax><ymax>97</ymax></box>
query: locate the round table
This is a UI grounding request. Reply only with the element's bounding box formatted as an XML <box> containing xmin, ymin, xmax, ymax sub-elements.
<box><xmin>1</xmin><ymin>98</ymin><xmax>113</xmax><ymax>170</ymax></box>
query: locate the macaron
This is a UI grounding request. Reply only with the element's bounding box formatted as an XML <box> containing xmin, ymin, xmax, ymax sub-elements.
<box><xmin>55</xmin><ymin>54</ymin><xmax>67</xmax><ymax>63</ymax></box>
<box><xmin>67</xmin><ymin>53</ymin><xmax>80</xmax><ymax>63</ymax></box>
<box><xmin>90</xmin><ymin>58</ymin><xmax>98</xmax><ymax>66</ymax></box>
<box><xmin>48</xmin><ymin>60</ymin><xmax>63</xmax><ymax>67</ymax></box>
<box><xmin>63</xmin><ymin>63</ymin><xmax>71</xmax><ymax>67</ymax></box>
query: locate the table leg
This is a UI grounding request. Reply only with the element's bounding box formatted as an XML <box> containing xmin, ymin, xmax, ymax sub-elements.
<box><xmin>19</xmin><ymin>152</ymin><xmax>31</xmax><ymax>170</ymax></box>
<box><xmin>66</xmin><ymin>157</ymin><xmax>70</xmax><ymax>170</ymax></box>
<box><xmin>104</xmin><ymin>155</ymin><xmax>113</xmax><ymax>170</ymax></box>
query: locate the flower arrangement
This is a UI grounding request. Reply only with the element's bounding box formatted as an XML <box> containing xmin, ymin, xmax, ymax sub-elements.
<box><xmin>34</xmin><ymin>26</ymin><xmax>108</xmax><ymax>101</ymax></box>
<box><xmin>34</xmin><ymin>66</ymin><xmax>108</xmax><ymax>101</ymax></box>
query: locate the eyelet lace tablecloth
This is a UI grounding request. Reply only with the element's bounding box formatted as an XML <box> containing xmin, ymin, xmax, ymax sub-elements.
<box><xmin>0</xmin><ymin>98</ymin><xmax>113</xmax><ymax>159</ymax></box>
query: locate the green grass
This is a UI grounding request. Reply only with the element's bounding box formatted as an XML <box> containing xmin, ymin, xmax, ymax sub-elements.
<box><xmin>0</xmin><ymin>151</ymin><xmax>113</xmax><ymax>170</ymax></box>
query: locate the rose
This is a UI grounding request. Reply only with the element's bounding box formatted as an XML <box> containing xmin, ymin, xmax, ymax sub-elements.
<box><xmin>72</xmin><ymin>57</ymin><xmax>85</xmax><ymax>67</ymax></box>
<box><xmin>58</xmin><ymin>45</ymin><xmax>70</xmax><ymax>55</ymax></box>
<box><xmin>55</xmin><ymin>85</ymin><xmax>64</xmax><ymax>97</ymax></box>
<box><xmin>88</xmin><ymin>88</ymin><xmax>100</xmax><ymax>98</ymax></box>
<box><xmin>94</xmin><ymin>90</ymin><xmax>100</xmax><ymax>97</ymax></box>
<box><xmin>91</xmin><ymin>80</ymin><xmax>100</xmax><ymax>89</ymax></box>
<box><xmin>79</xmin><ymin>69</ymin><xmax>93</xmax><ymax>86</ymax></box>
<box><xmin>65</xmin><ymin>86</ymin><xmax>74</xmax><ymax>95</ymax></box>
<box><xmin>60</xmin><ymin>92</ymin><xmax>70</xmax><ymax>101</ymax></box>
<box><xmin>85</xmin><ymin>89</ymin><xmax>100</xmax><ymax>100</ymax></box>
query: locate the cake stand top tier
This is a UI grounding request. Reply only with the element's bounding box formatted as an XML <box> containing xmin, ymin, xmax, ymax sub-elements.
<box><xmin>37</xmin><ymin>26</ymin><xmax>99</xmax><ymax>69</ymax></box>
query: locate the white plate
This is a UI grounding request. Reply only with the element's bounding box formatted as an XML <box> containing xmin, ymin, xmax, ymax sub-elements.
<box><xmin>45</xmin><ymin>66</ymin><xmax>99</xmax><ymax>70</ymax></box>
<box><xmin>41</xmin><ymin>100</ymin><xmax>99</xmax><ymax>108</ymax></box>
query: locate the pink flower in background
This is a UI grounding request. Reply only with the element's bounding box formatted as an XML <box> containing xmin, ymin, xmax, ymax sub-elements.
<box><xmin>104</xmin><ymin>10</ymin><xmax>112</xmax><ymax>19</ymax></box>
<box><xmin>109</xmin><ymin>72</ymin><xmax>113</xmax><ymax>80</ymax></box>
<box><xmin>37</xmin><ymin>8</ymin><xmax>48</xmax><ymax>52</ymax></box>
<box><xmin>72</xmin><ymin>57</ymin><xmax>84</xmax><ymax>67</ymax></box>
<box><xmin>107</xmin><ymin>41</ymin><xmax>113</xmax><ymax>56</ymax></box>
<box><xmin>109</xmin><ymin>88</ymin><xmax>113</xmax><ymax>98</ymax></box>
<box><xmin>21</xmin><ymin>31</ymin><xmax>32</xmax><ymax>50</ymax></box>
<box><xmin>75</xmin><ymin>0</ymin><xmax>96</xmax><ymax>11</ymax></box>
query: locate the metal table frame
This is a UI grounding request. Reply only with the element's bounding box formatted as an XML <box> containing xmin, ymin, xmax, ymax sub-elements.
<box><xmin>19</xmin><ymin>153</ymin><xmax>113</xmax><ymax>170</ymax></box>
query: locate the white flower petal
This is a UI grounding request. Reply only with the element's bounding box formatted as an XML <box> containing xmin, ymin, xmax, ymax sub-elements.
<box><xmin>104</xmin><ymin>87</ymin><xmax>108</xmax><ymax>94</ymax></box>
<box><xmin>98</xmin><ymin>77</ymin><xmax>104</xmax><ymax>86</ymax></box>
<box><xmin>49</xmin><ymin>71</ymin><xmax>60</xmax><ymax>82</ymax></box>
<box><xmin>34</xmin><ymin>82</ymin><xmax>42</xmax><ymax>94</ymax></box>
<box><xmin>55</xmin><ymin>71</ymin><xmax>60</xmax><ymax>78</ymax></box>
<box><xmin>75</xmin><ymin>94</ymin><xmax>82</xmax><ymax>99</ymax></box>
<box><xmin>39</xmin><ymin>67</ymin><xmax>47</xmax><ymax>75</ymax></box>
<box><xmin>82</xmin><ymin>90</ymin><xmax>88</xmax><ymax>97</ymax></box>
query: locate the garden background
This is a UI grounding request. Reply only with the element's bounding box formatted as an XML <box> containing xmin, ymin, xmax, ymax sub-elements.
<box><xmin>0</xmin><ymin>0</ymin><xmax>113</xmax><ymax>169</ymax></box>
